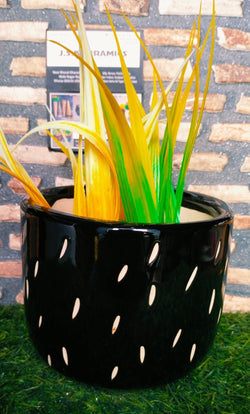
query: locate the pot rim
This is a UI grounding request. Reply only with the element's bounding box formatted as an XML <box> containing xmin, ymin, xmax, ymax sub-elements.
<box><xmin>20</xmin><ymin>185</ymin><xmax>233</xmax><ymax>229</ymax></box>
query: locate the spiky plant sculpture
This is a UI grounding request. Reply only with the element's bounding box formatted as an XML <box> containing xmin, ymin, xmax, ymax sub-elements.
<box><xmin>0</xmin><ymin>0</ymin><xmax>215</xmax><ymax>224</ymax></box>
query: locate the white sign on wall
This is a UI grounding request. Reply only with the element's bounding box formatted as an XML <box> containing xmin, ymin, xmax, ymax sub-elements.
<box><xmin>46</xmin><ymin>29</ymin><xmax>143</xmax><ymax>150</ymax></box>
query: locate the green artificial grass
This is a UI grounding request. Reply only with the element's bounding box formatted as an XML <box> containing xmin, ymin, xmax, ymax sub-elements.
<box><xmin>0</xmin><ymin>305</ymin><xmax>249</xmax><ymax>414</ymax></box>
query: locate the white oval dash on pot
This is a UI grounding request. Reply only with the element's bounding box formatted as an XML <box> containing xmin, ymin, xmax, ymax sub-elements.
<box><xmin>117</xmin><ymin>264</ymin><xmax>128</xmax><ymax>283</ymax></box>
<box><xmin>215</xmin><ymin>240</ymin><xmax>222</xmax><ymax>262</ymax></box>
<box><xmin>217</xmin><ymin>308</ymin><xmax>222</xmax><ymax>324</ymax></box>
<box><xmin>38</xmin><ymin>315</ymin><xmax>43</xmax><ymax>328</ymax></box>
<box><xmin>62</xmin><ymin>347</ymin><xmax>69</xmax><ymax>366</ymax></box>
<box><xmin>148</xmin><ymin>284</ymin><xmax>157</xmax><ymax>306</ymax></box>
<box><xmin>190</xmin><ymin>343</ymin><xmax>196</xmax><ymax>362</ymax></box>
<box><xmin>34</xmin><ymin>260</ymin><xmax>39</xmax><ymax>278</ymax></box>
<box><xmin>209</xmin><ymin>289</ymin><xmax>216</xmax><ymax>315</ymax></box>
<box><xmin>172</xmin><ymin>329</ymin><xmax>182</xmax><ymax>348</ymax></box>
<box><xmin>148</xmin><ymin>242</ymin><xmax>160</xmax><ymax>265</ymax></box>
<box><xmin>59</xmin><ymin>238</ymin><xmax>68</xmax><ymax>259</ymax></box>
<box><xmin>25</xmin><ymin>279</ymin><xmax>29</xmax><ymax>300</ymax></box>
<box><xmin>185</xmin><ymin>266</ymin><xmax>198</xmax><ymax>292</ymax></box>
<box><xmin>140</xmin><ymin>346</ymin><xmax>146</xmax><ymax>364</ymax></box>
<box><xmin>111</xmin><ymin>366</ymin><xmax>119</xmax><ymax>381</ymax></box>
<box><xmin>72</xmin><ymin>298</ymin><xmax>80</xmax><ymax>319</ymax></box>
<box><xmin>112</xmin><ymin>315</ymin><xmax>120</xmax><ymax>334</ymax></box>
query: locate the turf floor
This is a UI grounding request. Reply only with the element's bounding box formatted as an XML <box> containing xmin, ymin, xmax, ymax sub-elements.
<box><xmin>0</xmin><ymin>305</ymin><xmax>249</xmax><ymax>414</ymax></box>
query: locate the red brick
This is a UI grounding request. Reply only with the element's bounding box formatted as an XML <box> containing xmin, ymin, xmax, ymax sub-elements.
<box><xmin>99</xmin><ymin>0</ymin><xmax>149</xmax><ymax>15</ymax></box>
<box><xmin>236</xmin><ymin>95</ymin><xmax>250</xmax><ymax>114</ymax></box>
<box><xmin>0</xmin><ymin>261</ymin><xmax>22</xmax><ymax>277</ymax></box>
<box><xmin>16</xmin><ymin>290</ymin><xmax>24</xmax><ymax>305</ymax></box>
<box><xmin>37</xmin><ymin>119</ymin><xmax>48</xmax><ymax>136</ymax></box>
<box><xmin>213</xmin><ymin>64</ymin><xmax>250</xmax><ymax>83</ymax></box>
<box><xmin>159</xmin><ymin>0</ymin><xmax>243</xmax><ymax>17</ymax></box>
<box><xmin>231</xmin><ymin>240</ymin><xmax>237</xmax><ymax>254</ymax></box>
<box><xmin>223</xmin><ymin>294</ymin><xmax>250</xmax><ymax>313</ymax></box>
<box><xmin>185</xmin><ymin>93</ymin><xmax>226</xmax><ymax>113</ymax></box>
<box><xmin>241</xmin><ymin>157</ymin><xmax>250</xmax><ymax>172</ymax></box>
<box><xmin>233</xmin><ymin>215</ymin><xmax>250</xmax><ymax>230</ymax></box>
<box><xmin>0</xmin><ymin>117</ymin><xmax>29</xmax><ymax>135</ymax></box>
<box><xmin>55</xmin><ymin>177</ymin><xmax>74</xmax><ymax>187</ymax></box>
<box><xmin>217</xmin><ymin>27</ymin><xmax>250</xmax><ymax>50</ymax></box>
<box><xmin>21</xmin><ymin>0</ymin><xmax>85</xmax><ymax>10</ymax></box>
<box><xmin>144</xmin><ymin>58</ymin><xmax>192</xmax><ymax>82</ymax></box>
<box><xmin>159</xmin><ymin>121</ymin><xmax>202</xmax><ymax>142</ymax></box>
<box><xmin>0</xmin><ymin>87</ymin><xmax>46</xmax><ymax>106</ymax></box>
<box><xmin>9</xmin><ymin>234</ymin><xmax>21</xmax><ymax>251</ymax></box>
<box><xmin>144</xmin><ymin>28</ymin><xmax>197</xmax><ymax>47</ymax></box>
<box><xmin>156</xmin><ymin>92</ymin><xmax>226</xmax><ymax>113</ymax></box>
<box><xmin>10</xmin><ymin>57</ymin><xmax>46</xmax><ymax>77</ymax></box>
<box><xmin>0</xmin><ymin>0</ymin><xmax>9</xmax><ymax>7</ymax></box>
<box><xmin>209</xmin><ymin>123</ymin><xmax>250</xmax><ymax>143</ymax></box>
<box><xmin>227</xmin><ymin>267</ymin><xmax>250</xmax><ymax>285</ymax></box>
<box><xmin>0</xmin><ymin>21</ymin><xmax>48</xmax><ymax>42</ymax></box>
<box><xmin>187</xmin><ymin>185</ymin><xmax>250</xmax><ymax>203</ymax></box>
<box><xmin>85</xmin><ymin>24</ymin><xmax>111</xmax><ymax>30</ymax></box>
<box><xmin>173</xmin><ymin>152</ymin><xmax>228</xmax><ymax>172</ymax></box>
<box><xmin>217</xmin><ymin>28</ymin><xmax>250</xmax><ymax>51</ymax></box>
<box><xmin>8</xmin><ymin>177</ymin><xmax>42</xmax><ymax>195</ymax></box>
<box><xmin>9</xmin><ymin>144</ymin><xmax>67</xmax><ymax>166</ymax></box>
<box><xmin>0</xmin><ymin>205</ymin><xmax>20</xmax><ymax>222</ymax></box>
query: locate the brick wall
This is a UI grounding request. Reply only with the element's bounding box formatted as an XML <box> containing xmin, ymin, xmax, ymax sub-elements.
<box><xmin>0</xmin><ymin>0</ymin><xmax>249</xmax><ymax>310</ymax></box>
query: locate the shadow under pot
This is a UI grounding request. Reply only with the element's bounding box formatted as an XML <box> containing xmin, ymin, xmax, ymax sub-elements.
<box><xmin>20</xmin><ymin>186</ymin><xmax>233</xmax><ymax>388</ymax></box>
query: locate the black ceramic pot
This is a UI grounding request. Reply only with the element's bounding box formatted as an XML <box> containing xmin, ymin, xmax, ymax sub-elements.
<box><xmin>21</xmin><ymin>186</ymin><xmax>233</xmax><ymax>388</ymax></box>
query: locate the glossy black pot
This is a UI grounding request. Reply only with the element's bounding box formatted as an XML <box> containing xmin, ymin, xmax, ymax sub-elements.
<box><xmin>21</xmin><ymin>186</ymin><xmax>233</xmax><ymax>388</ymax></box>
